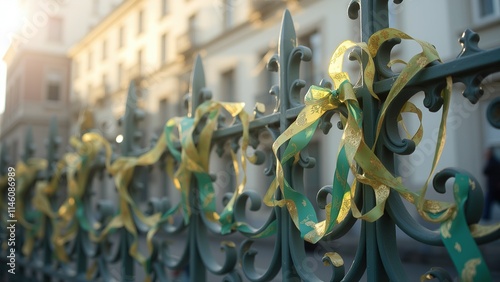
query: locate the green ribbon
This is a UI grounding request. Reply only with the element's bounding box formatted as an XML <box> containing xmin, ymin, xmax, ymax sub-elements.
<box><xmin>439</xmin><ymin>174</ymin><xmax>491</xmax><ymax>281</ymax></box>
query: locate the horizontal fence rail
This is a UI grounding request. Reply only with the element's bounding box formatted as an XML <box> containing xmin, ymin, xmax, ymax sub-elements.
<box><xmin>1</xmin><ymin>1</ymin><xmax>500</xmax><ymax>281</ymax></box>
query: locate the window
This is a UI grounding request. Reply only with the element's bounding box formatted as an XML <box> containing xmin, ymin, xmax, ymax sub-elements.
<box><xmin>472</xmin><ymin>0</ymin><xmax>500</xmax><ymax>26</ymax></box>
<box><xmin>46</xmin><ymin>72</ymin><xmax>62</xmax><ymax>102</ymax></box>
<box><xmin>102</xmin><ymin>40</ymin><xmax>107</xmax><ymax>60</ymax></box>
<box><xmin>480</xmin><ymin>0</ymin><xmax>496</xmax><ymax>17</ymax></box>
<box><xmin>47</xmin><ymin>82</ymin><xmax>60</xmax><ymax>101</ymax></box>
<box><xmin>118</xmin><ymin>25</ymin><xmax>125</xmax><ymax>48</ymax></box>
<box><xmin>161</xmin><ymin>0</ymin><xmax>168</xmax><ymax>17</ymax></box>
<box><xmin>138</xmin><ymin>10</ymin><xmax>144</xmax><ymax>34</ymax></box>
<box><xmin>160</xmin><ymin>33</ymin><xmax>168</xmax><ymax>64</ymax></box>
<box><xmin>47</xmin><ymin>17</ymin><xmax>63</xmax><ymax>42</ymax></box>
<box><xmin>221</xmin><ymin>68</ymin><xmax>236</xmax><ymax>102</ymax></box>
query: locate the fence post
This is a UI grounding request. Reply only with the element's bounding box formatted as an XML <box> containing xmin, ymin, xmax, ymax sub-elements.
<box><xmin>15</xmin><ymin>127</ymin><xmax>35</xmax><ymax>281</ymax></box>
<box><xmin>187</xmin><ymin>55</ymin><xmax>208</xmax><ymax>282</ymax></box>
<box><xmin>352</xmin><ymin>1</ymin><xmax>408</xmax><ymax>280</ymax></box>
<box><xmin>119</xmin><ymin>81</ymin><xmax>145</xmax><ymax>282</ymax></box>
<box><xmin>277</xmin><ymin>10</ymin><xmax>302</xmax><ymax>281</ymax></box>
<box><xmin>40</xmin><ymin>117</ymin><xmax>61</xmax><ymax>282</ymax></box>
<box><xmin>21</xmin><ymin>127</ymin><xmax>35</xmax><ymax>164</ymax></box>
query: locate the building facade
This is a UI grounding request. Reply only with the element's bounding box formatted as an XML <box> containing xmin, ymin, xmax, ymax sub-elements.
<box><xmin>0</xmin><ymin>0</ymin><xmax>122</xmax><ymax>162</ymax></box>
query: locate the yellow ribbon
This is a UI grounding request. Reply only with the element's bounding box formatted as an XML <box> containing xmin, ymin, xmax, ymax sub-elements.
<box><xmin>14</xmin><ymin>159</ymin><xmax>48</xmax><ymax>256</ymax></box>
<box><xmin>49</xmin><ymin>135</ymin><xmax>113</xmax><ymax>263</ymax></box>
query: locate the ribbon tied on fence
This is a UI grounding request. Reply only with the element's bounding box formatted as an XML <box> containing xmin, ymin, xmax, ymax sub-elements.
<box><xmin>264</xmin><ymin>28</ymin><xmax>497</xmax><ymax>281</ymax></box>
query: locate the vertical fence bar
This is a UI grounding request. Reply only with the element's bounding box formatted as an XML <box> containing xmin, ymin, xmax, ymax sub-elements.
<box><xmin>277</xmin><ymin>11</ymin><xmax>300</xmax><ymax>281</ymax></box>
<box><xmin>21</xmin><ymin>127</ymin><xmax>35</xmax><ymax>164</ymax></box>
<box><xmin>19</xmin><ymin>126</ymin><xmax>35</xmax><ymax>281</ymax></box>
<box><xmin>41</xmin><ymin>117</ymin><xmax>60</xmax><ymax>282</ymax></box>
<box><xmin>359</xmin><ymin>1</ymin><xmax>391</xmax><ymax>281</ymax></box>
<box><xmin>42</xmin><ymin>116</ymin><xmax>61</xmax><ymax>281</ymax></box>
<box><xmin>187</xmin><ymin>55</ymin><xmax>207</xmax><ymax>282</ymax></box>
<box><xmin>120</xmin><ymin>81</ymin><xmax>143</xmax><ymax>282</ymax></box>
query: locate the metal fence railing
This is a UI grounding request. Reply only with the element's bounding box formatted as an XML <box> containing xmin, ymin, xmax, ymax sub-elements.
<box><xmin>1</xmin><ymin>1</ymin><xmax>500</xmax><ymax>281</ymax></box>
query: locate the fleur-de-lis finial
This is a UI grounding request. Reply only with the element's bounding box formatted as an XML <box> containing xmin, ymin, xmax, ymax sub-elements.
<box><xmin>188</xmin><ymin>55</ymin><xmax>212</xmax><ymax>117</ymax></box>
<box><xmin>120</xmin><ymin>80</ymin><xmax>145</xmax><ymax>156</ymax></box>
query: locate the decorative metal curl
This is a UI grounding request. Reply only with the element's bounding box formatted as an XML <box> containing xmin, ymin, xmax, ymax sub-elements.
<box><xmin>379</xmin><ymin>82</ymin><xmax>446</xmax><ymax>156</ymax></box>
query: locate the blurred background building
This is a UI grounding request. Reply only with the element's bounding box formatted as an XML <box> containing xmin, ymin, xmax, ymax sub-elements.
<box><xmin>0</xmin><ymin>0</ymin><xmax>122</xmax><ymax>160</ymax></box>
<box><xmin>1</xmin><ymin>0</ymin><xmax>500</xmax><ymax>217</ymax></box>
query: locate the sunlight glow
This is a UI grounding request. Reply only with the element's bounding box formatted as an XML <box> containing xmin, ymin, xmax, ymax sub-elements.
<box><xmin>0</xmin><ymin>1</ymin><xmax>24</xmax><ymax>114</ymax></box>
<box><xmin>0</xmin><ymin>1</ymin><xmax>24</xmax><ymax>53</ymax></box>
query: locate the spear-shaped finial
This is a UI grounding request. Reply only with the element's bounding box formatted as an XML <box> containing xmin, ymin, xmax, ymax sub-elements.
<box><xmin>120</xmin><ymin>80</ymin><xmax>145</xmax><ymax>156</ymax></box>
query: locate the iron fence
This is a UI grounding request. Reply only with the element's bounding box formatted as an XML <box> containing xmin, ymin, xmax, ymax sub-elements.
<box><xmin>1</xmin><ymin>1</ymin><xmax>500</xmax><ymax>281</ymax></box>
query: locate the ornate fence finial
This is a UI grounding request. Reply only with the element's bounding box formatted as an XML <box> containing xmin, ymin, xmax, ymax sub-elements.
<box><xmin>189</xmin><ymin>55</ymin><xmax>212</xmax><ymax>117</ymax></box>
<box><xmin>277</xmin><ymin>9</ymin><xmax>311</xmax><ymax>111</ymax></box>
<box><xmin>120</xmin><ymin>80</ymin><xmax>145</xmax><ymax>156</ymax></box>
<box><xmin>278</xmin><ymin>9</ymin><xmax>296</xmax><ymax>111</ymax></box>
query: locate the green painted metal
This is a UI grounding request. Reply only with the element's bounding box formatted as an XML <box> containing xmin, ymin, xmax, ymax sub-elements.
<box><xmin>189</xmin><ymin>56</ymin><xmax>208</xmax><ymax>282</ymax></box>
<box><xmin>41</xmin><ymin>117</ymin><xmax>60</xmax><ymax>282</ymax></box>
<box><xmin>0</xmin><ymin>143</ymin><xmax>9</xmax><ymax>176</ymax></box>
<box><xmin>1</xmin><ymin>1</ymin><xmax>500</xmax><ymax>281</ymax></box>
<box><xmin>121</xmin><ymin>81</ymin><xmax>144</xmax><ymax>282</ymax></box>
<box><xmin>22</xmin><ymin>126</ymin><xmax>35</xmax><ymax>163</ymax></box>
<box><xmin>358</xmin><ymin>1</ymin><xmax>400</xmax><ymax>281</ymax></box>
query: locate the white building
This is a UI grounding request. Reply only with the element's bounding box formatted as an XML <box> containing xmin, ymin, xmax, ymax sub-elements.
<box><xmin>0</xmin><ymin>0</ymin><xmax>122</xmax><ymax>161</ymax></box>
